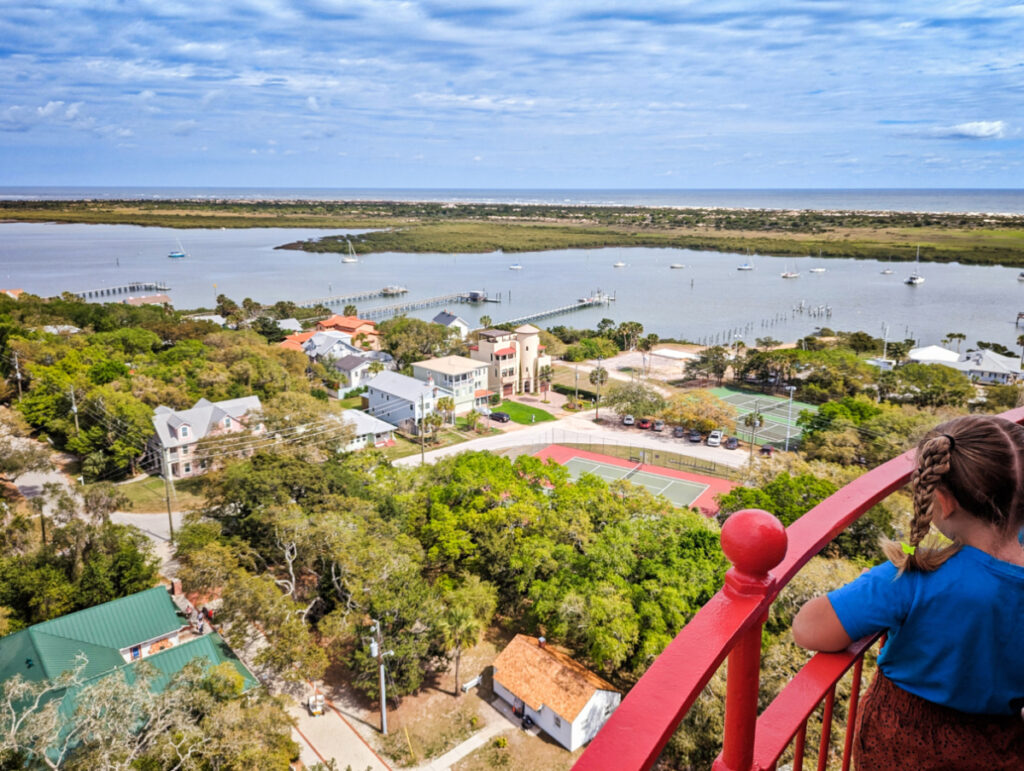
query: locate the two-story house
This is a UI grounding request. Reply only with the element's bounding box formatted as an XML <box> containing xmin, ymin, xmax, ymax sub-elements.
<box><xmin>316</xmin><ymin>314</ymin><xmax>379</xmax><ymax>349</ymax></box>
<box><xmin>364</xmin><ymin>371</ymin><xmax>451</xmax><ymax>434</ymax></box>
<box><xmin>469</xmin><ymin>324</ymin><xmax>551</xmax><ymax>397</ymax></box>
<box><xmin>411</xmin><ymin>355</ymin><xmax>491</xmax><ymax>415</ymax></box>
<box><xmin>432</xmin><ymin>310</ymin><xmax>471</xmax><ymax>340</ymax></box>
<box><xmin>150</xmin><ymin>396</ymin><xmax>263</xmax><ymax>479</ymax></box>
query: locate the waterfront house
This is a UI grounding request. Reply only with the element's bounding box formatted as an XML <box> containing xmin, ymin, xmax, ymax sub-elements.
<box><xmin>908</xmin><ymin>344</ymin><xmax>959</xmax><ymax>363</ymax></box>
<box><xmin>302</xmin><ymin>330</ymin><xmax>360</xmax><ymax>362</ymax></box>
<box><xmin>329</xmin><ymin>353</ymin><xmax>396</xmax><ymax>395</ymax></box>
<box><xmin>316</xmin><ymin>315</ymin><xmax>379</xmax><ymax>349</ymax></box>
<box><xmin>411</xmin><ymin>355</ymin><xmax>492</xmax><ymax>414</ymax></box>
<box><xmin>432</xmin><ymin>310</ymin><xmax>471</xmax><ymax>339</ymax></box>
<box><xmin>492</xmin><ymin>634</ymin><xmax>621</xmax><ymax>751</ymax></box>
<box><xmin>279</xmin><ymin>330</ymin><xmax>316</xmax><ymax>352</ymax></box>
<box><xmin>952</xmin><ymin>349</ymin><xmax>1023</xmax><ymax>384</ymax></box>
<box><xmin>124</xmin><ymin>294</ymin><xmax>172</xmax><ymax>307</ymax></box>
<box><xmin>469</xmin><ymin>324</ymin><xmax>551</xmax><ymax>397</ymax></box>
<box><xmin>149</xmin><ymin>396</ymin><xmax>264</xmax><ymax>479</ymax></box>
<box><xmin>364</xmin><ymin>371</ymin><xmax>450</xmax><ymax>434</ymax></box>
<box><xmin>0</xmin><ymin>288</ymin><xmax>25</xmax><ymax>300</ymax></box>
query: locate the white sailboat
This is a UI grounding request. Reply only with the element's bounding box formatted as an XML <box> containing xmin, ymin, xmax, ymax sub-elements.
<box><xmin>613</xmin><ymin>261</ymin><xmax>627</xmax><ymax>268</ymax></box>
<box><xmin>508</xmin><ymin>263</ymin><xmax>523</xmax><ymax>270</ymax></box>
<box><xmin>905</xmin><ymin>246</ymin><xmax>925</xmax><ymax>285</ymax></box>
<box><xmin>341</xmin><ymin>239</ymin><xmax>358</xmax><ymax>264</ymax></box>
<box><xmin>737</xmin><ymin>263</ymin><xmax>754</xmax><ymax>271</ymax></box>
<box><xmin>780</xmin><ymin>262</ymin><xmax>800</xmax><ymax>279</ymax></box>
<box><xmin>669</xmin><ymin>263</ymin><xmax>685</xmax><ymax>269</ymax></box>
<box><xmin>168</xmin><ymin>238</ymin><xmax>188</xmax><ymax>259</ymax></box>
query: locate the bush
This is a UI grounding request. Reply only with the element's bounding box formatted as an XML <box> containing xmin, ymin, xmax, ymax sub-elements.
<box><xmin>343</xmin><ymin>386</ymin><xmax>367</xmax><ymax>399</ymax></box>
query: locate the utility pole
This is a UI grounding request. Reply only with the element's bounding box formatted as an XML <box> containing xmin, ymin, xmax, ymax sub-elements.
<box><xmin>12</xmin><ymin>352</ymin><xmax>23</xmax><ymax>400</ymax></box>
<box><xmin>595</xmin><ymin>356</ymin><xmax>603</xmax><ymax>420</ymax></box>
<box><xmin>419</xmin><ymin>393</ymin><xmax>426</xmax><ymax>465</ymax></box>
<box><xmin>369</xmin><ymin>620</ymin><xmax>394</xmax><ymax>735</ymax></box>
<box><xmin>785</xmin><ymin>386</ymin><xmax>797</xmax><ymax>452</ymax></box>
<box><xmin>69</xmin><ymin>386</ymin><xmax>80</xmax><ymax>436</ymax></box>
<box><xmin>161</xmin><ymin>446</ymin><xmax>176</xmax><ymax>541</ymax></box>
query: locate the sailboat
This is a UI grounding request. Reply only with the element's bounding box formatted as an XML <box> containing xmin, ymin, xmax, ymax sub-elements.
<box><xmin>613</xmin><ymin>261</ymin><xmax>627</xmax><ymax>268</ymax></box>
<box><xmin>508</xmin><ymin>263</ymin><xmax>523</xmax><ymax>270</ymax></box>
<box><xmin>880</xmin><ymin>255</ymin><xmax>894</xmax><ymax>275</ymax></box>
<box><xmin>341</xmin><ymin>238</ymin><xmax>358</xmax><ymax>264</ymax></box>
<box><xmin>780</xmin><ymin>262</ymin><xmax>800</xmax><ymax>279</ymax></box>
<box><xmin>905</xmin><ymin>246</ymin><xmax>925</xmax><ymax>285</ymax></box>
<box><xmin>669</xmin><ymin>263</ymin><xmax>685</xmax><ymax>269</ymax></box>
<box><xmin>737</xmin><ymin>263</ymin><xmax>754</xmax><ymax>271</ymax></box>
<box><xmin>809</xmin><ymin>249</ymin><xmax>826</xmax><ymax>272</ymax></box>
<box><xmin>168</xmin><ymin>239</ymin><xmax>187</xmax><ymax>259</ymax></box>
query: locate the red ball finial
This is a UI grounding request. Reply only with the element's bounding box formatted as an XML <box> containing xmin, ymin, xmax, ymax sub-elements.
<box><xmin>721</xmin><ymin>509</ymin><xmax>788</xmax><ymax>577</ymax></box>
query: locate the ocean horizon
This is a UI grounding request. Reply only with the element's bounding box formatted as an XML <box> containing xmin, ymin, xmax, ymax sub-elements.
<box><xmin>3</xmin><ymin>187</ymin><xmax>1024</xmax><ymax>215</ymax></box>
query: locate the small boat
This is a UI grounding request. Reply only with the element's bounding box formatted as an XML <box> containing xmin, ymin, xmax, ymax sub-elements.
<box><xmin>381</xmin><ymin>285</ymin><xmax>408</xmax><ymax>296</ymax></box>
<box><xmin>168</xmin><ymin>239</ymin><xmax>187</xmax><ymax>259</ymax></box>
<box><xmin>737</xmin><ymin>263</ymin><xmax>754</xmax><ymax>271</ymax></box>
<box><xmin>341</xmin><ymin>238</ymin><xmax>358</xmax><ymax>264</ymax></box>
<box><xmin>1017</xmin><ymin>271</ymin><xmax>1024</xmax><ymax>282</ymax></box>
<box><xmin>809</xmin><ymin>267</ymin><xmax>826</xmax><ymax>273</ymax></box>
<box><xmin>905</xmin><ymin>245</ymin><xmax>925</xmax><ymax>285</ymax></box>
<box><xmin>881</xmin><ymin>268</ymin><xmax>894</xmax><ymax>275</ymax></box>
<box><xmin>669</xmin><ymin>263</ymin><xmax>685</xmax><ymax>269</ymax></box>
<box><xmin>613</xmin><ymin>261</ymin><xmax>627</xmax><ymax>268</ymax></box>
<box><xmin>508</xmin><ymin>263</ymin><xmax>523</xmax><ymax>270</ymax></box>
<box><xmin>781</xmin><ymin>271</ymin><xmax>800</xmax><ymax>279</ymax></box>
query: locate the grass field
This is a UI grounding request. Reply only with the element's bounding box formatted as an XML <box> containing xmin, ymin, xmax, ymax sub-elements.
<box><xmin>497</xmin><ymin>400</ymin><xmax>557</xmax><ymax>425</ymax></box>
<box><xmin>116</xmin><ymin>475</ymin><xmax>206</xmax><ymax>513</ymax></box>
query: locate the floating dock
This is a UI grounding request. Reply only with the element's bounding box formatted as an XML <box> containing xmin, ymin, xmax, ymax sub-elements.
<box><xmin>74</xmin><ymin>281</ymin><xmax>169</xmax><ymax>299</ymax></box>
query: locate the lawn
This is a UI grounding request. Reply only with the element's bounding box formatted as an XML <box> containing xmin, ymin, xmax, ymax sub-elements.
<box><xmin>497</xmin><ymin>400</ymin><xmax>557</xmax><ymax>425</ymax></box>
<box><xmin>116</xmin><ymin>475</ymin><xmax>206</xmax><ymax>513</ymax></box>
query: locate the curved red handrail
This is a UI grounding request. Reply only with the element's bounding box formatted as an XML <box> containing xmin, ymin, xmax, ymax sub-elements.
<box><xmin>574</xmin><ymin>406</ymin><xmax>1024</xmax><ymax>771</ymax></box>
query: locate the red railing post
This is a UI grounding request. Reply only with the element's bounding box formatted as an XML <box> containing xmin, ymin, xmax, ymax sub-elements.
<box><xmin>712</xmin><ymin>509</ymin><xmax>788</xmax><ymax>771</ymax></box>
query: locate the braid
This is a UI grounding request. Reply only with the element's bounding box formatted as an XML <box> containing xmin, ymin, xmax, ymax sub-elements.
<box><xmin>910</xmin><ymin>436</ymin><xmax>953</xmax><ymax>547</ymax></box>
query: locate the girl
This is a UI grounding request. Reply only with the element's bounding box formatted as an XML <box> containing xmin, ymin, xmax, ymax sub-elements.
<box><xmin>792</xmin><ymin>415</ymin><xmax>1024</xmax><ymax>770</ymax></box>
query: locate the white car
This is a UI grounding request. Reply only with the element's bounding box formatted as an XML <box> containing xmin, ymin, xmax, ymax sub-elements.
<box><xmin>622</xmin><ymin>414</ymin><xmax>635</xmax><ymax>426</ymax></box>
<box><xmin>707</xmin><ymin>429</ymin><xmax>724</xmax><ymax>447</ymax></box>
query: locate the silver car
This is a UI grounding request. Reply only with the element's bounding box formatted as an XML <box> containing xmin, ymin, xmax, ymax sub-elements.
<box><xmin>707</xmin><ymin>429</ymin><xmax>724</xmax><ymax>447</ymax></box>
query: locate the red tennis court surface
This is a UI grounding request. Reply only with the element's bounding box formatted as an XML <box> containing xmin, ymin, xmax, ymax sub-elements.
<box><xmin>534</xmin><ymin>445</ymin><xmax>736</xmax><ymax>515</ymax></box>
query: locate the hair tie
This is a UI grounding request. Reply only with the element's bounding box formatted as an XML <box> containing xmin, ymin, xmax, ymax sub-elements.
<box><xmin>942</xmin><ymin>433</ymin><xmax>956</xmax><ymax>450</ymax></box>
<box><xmin>901</xmin><ymin>542</ymin><xmax>916</xmax><ymax>555</ymax></box>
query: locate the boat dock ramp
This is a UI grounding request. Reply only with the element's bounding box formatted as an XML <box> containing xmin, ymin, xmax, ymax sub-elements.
<box><xmin>74</xmin><ymin>281</ymin><xmax>170</xmax><ymax>300</ymax></box>
<box><xmin>498</xmin><ymin>291</ymin><xmax>614</xmax><ymax>327</ymax></box>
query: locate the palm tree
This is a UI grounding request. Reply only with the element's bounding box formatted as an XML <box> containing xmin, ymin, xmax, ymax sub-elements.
<box><xmin>589</xmin><ymin>365</ymin><xmax>608</xmax><ymax>419</ymax></box>
<box><xmin>436</xmin><ymin>396</ymin><xmax>456</xmax><ymax>425</ymax></box>
<box><xmin>444</xmin><ymin>605</ymin><xmax>483</xmax><ymax>696</ymax></box>
<box><xmin>423</xmin><ymin>411</ymin><xmax>443</xmax><ymax>442</ymax></box>
<box><xmin>945</xmin><ymin>332</ymin><xmax>966</xmax><ymax>354</ymax></box>
<box><xmin>479</xmin><ymin>315</ymin><xmax>492</xmax><ymax>329</ymax></box>
<box><xmin>343</xmin><ymin>304</ymin><xmax>358</xmax><ymax>317</ymax></box>
<box><xmin>465</xmin><ymin>409</ymin><xmax>481</xmax><ymax>431</ymax></box>
<box><xmin>538</xmin><ymin>365</ymin><xmax>554</xmax><ymax>401</ymax></box>
<box><xmin>367</xmin><ymin>360</ymin><xmax>385</xmax><ymax>377</ymax></box>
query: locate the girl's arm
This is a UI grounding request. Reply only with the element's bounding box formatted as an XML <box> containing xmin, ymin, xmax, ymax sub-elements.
<box><xmin>792</xmin><ymin>596</ymin><xmax>854</xmax><ymax>652</ymax></box>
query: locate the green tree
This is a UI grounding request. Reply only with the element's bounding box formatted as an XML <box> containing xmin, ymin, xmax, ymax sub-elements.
<box><xmin>436</xmin><ymin>396</ymin><xmax>456</xmax><ymax>426</ymax></box>
<box><xmin>602</xmin><ymin>381</ymin><xmax>666</xmax><ymax>419</ymax></box>
<box><xmin>478</xmin><ymin>315</ymin><xmax>492</xmax><ymax>329</ymax></box>
<box><xmin>343</xmin><ymin>304</ymin><xmax>358</xmax><ymax>317</ymax></box>
<box><xmin>589</xmin><ymin>366</ymin><xmax>608</xmax><ymax>417</ymax></box>
<box><xmin>661</xmin><ymin>390</ymin><xmax>737</xmax><ymax>433</ymax></box>
<box><xmin>537</xmin><ymin>365</ymin><xmax>554</xmax><ymax>400</ymax></box>
<box><xmin>442</xmin><ymin>576</ymin><xmax>497</xmax><ymax>696</ymax></box>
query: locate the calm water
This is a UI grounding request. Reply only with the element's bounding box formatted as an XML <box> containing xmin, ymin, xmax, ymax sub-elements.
<box><xmin>3</xmin><ymin>187</ymin><xmax>1024</xmax><ymax>214</ymax></box>
<box><xmin>2</xmin><ymin>222</ymin><xmax>1023</xmax><ymax>349</ymax></box>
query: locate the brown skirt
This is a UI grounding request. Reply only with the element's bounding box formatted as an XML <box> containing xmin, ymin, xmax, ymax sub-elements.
<box><xmin>854</xmin><ymin>671</ymin><xmax>1024</xmax><ymax>771</ymax></box>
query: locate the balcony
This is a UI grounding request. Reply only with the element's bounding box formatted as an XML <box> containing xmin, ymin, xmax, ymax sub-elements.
<box><xmin>573</xmin><ymin>406</ymin><xmax>1024</xmax><ymax>771</ymax></box>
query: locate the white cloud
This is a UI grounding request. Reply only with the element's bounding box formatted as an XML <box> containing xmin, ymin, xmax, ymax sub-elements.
<box><xmin>37</xmin><ymin>101</ymin><xmax>65</xmax><ymax>118</ymax></box>
<box><xmin>171</xmin><ymin>119</ymin><xmax>198</xmax><ymax>136</ymax></box>
<box><xmin>931</xmin><ymin>120</ymin><xmax>1007</xmax><ymax>140</ymax></box>
<box><xmin>306</xmin><ymin>96</ymin><xmax>320</xmax><ymax>112</ymax></box>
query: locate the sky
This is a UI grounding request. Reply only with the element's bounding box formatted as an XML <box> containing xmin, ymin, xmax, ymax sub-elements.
<box><xmin>1</xmin><ymin>1</ymin><xmax>1022</xmax><ymax>189</ymax></box>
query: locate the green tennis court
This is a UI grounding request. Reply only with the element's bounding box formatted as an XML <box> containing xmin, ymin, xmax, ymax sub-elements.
<box><xmin>564</xmin><ymin>457</ymin><xmax>709</xmax><ymax>508</ymax></box>
<box><xmin>710</xmin><ymin>386</ymin><xmax>818</xmax><ymax>446</ymax></box>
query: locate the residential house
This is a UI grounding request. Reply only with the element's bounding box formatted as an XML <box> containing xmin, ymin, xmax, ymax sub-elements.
<box><xmin>279</xmin><ymin>330</ymin><xmax>316</xmax><ymax>353</ymax></box>
<box><xmin>492</xmin><ymin>634</ymin><xmax>621</xmax><ymax>752</ymax></box>
<box><xmin>364</xmin><ymin>371</ymin><xmax>451</xmax><ymax>434</ymax></box>
<box><xmin>149</xmin><ymin>396</ymin><xmax>263</xmax><ymax>479</ymax></box>
<box><xmin>302</xmin><ymin>330</ymin><xmax>359</xmax><ymax>362</ymax></box>
<box><xmin>190</xmin><ymin>313</ymin><xmax>229</xmax><ymax>327</ymax></box>
<box><xmin>469</xmin><ymin>324</ymin><xmax>551</xmax><ymax>397</ymax></box>
<box><xmin>411</xmin><ymin>355</ymin><xmax>491</xmax><ymax>414</ymax></box>
<box><xmin>277</xmin><ymin>317</ymin><xmax>304</xmax><ymax>333</ymax></box>
<box><xmin>432</xmin><ymin>310</ymin><xmax>471</xmax><ymax>340</ymax></box>
<box><xmin>123</xmin><ymin>294</ymin><xmax>172</xmax><ymax>307</ymax></box>
<box><xmin>0</xmin><ymin>586</ymin><xmax>256</xmax><ymax>753</ymax></box>
<box><xmin>316</xmin><ymin>315</ymin><xmax>379</xmax><ymax>349</ymax></box>
<box><xmin>908</xmin><ymin>345</ymin><xmax>959</xmax><ymax>364</ymax></box>
<box><xmin>951</xmin><ymin>349</ymin><xmax>1023</xmax><ymax>384</ymax></box>
<box><xmin>340</xmin><ymin>409</ymin><xmax>396</xmax><ymax>450</ymax></box>
<box><xmin>1</xmin><ymin>288</ymin><xmax>25</xmax><ymax>300</ymax></box>
<box><xmin>329</xmin><ymin>354</ymin><xmax>394</xmax><ymax>395</ymax></box>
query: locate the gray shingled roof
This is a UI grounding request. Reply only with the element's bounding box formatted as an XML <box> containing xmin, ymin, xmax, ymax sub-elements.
<box><xmin>151</xmin><ymin>396</ymin><xmax>261</xmax><ymax>449</ymax></box>
<box><xmin>342</xmin><ymin>409</ymin><xmax>396</xmax><ymax>436</ymax></box>
<box><xmin>365</xmin><ymin>371</ymin><xmax>449</xmax><ymax>403</ymax></box>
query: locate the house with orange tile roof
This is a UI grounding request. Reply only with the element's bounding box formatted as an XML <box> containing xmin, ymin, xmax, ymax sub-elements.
<box><xmin>0</xmin><ymin>289</ymin><xmax>25</xmax><ymax>300</ymax></box>
<box><xmin>315</xmin><ymin>315</ymin><xmax>379</xmax><ymax>349</ymax></box>
<box><xmin>492</xmin><ymin>634</ymin><xmax>621</xmax><ymax>751</ymax></box>
<box><xmin>278</xmin><ymin>330</ymin><xmax>317</xmax><ymax>352</ymax></box>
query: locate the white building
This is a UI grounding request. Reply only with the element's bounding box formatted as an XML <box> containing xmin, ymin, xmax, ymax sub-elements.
<box><xmin>364</xmin><ymin>371</ymin><xmax>451</xmax><ymax>434</ymax></box>
<box><xmin>339</xmin><ymin>409</ymin><xmax>395</xmax><ymax>451</ymax></box>
<box><xmin>908</xmin><ymin>345</ymin><xmax>959</xmax><ymax>363</ymax></box>
<box><xmin>468</xmin><ymin>324</ymin><xmax>551</xmax><ymax>397</ymax></box>
<box><xmin>149</xmin><ymin>396</ymin><xmax>263</xmax><ymax>479</ymax></box>
<box><xmin>411</xmin><ymin>355</ymin><xmax>491</xmax><ymax>414</ymax></box>
<box><xmin>492</xmin><ymin>634</ymin><xmax>621</xmax><ymax>752</ymax></box>
<box><xmin>432</xmin><ymin>310</ymin><xmax>471</xmax><ymax>340</ymax></box>
<box><xmin>951</xmin><ymin>349</ymin><xmax>1023</xmax><ymax>384</ymax></box>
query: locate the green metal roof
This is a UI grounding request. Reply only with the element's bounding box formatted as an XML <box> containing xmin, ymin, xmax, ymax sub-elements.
<box><xmin>32</xmin><ymin>586</ymin><xmax>183</xmax><ymax>651</ymax></box>
<box><xmin>143</xmin><ymin>634</ymin><xmax>259</xmax><ymax>693</ymax></box>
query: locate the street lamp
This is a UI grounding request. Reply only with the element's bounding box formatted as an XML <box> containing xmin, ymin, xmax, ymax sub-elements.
<box><xmin>784</xmin><ymin>385</ymin><xmax>797</xmax><ymax>452</ymax></box>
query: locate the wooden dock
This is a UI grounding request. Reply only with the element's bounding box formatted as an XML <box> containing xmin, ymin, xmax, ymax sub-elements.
<box><xmin>298</xmin><ymin>287</ymin><xmax>409</xmax><ymax>309</ymax></box>
<box><xmin>360</xmin><ymin>293</ymin><xmax>471</xmax><ymax>320</ymax></box>
<box><xmin>74</xmin><ymin>281</ymin><xmax>169</xmax><ymax>299</ymax></box>
<box><xmin>498</xmin><ymin>292</ymin><xmax>614</xmax><ymax>327</ymax></box>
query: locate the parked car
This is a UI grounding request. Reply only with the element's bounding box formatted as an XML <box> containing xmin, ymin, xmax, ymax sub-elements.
<box><xmin>759</xmin><ymin>445</ymin><xmax>774</xmax><ymax>456</ymax></box>
<box><xmin>653</xmin><ymin>419</ymin><xmax>665</xmax><ymax>432</ymax></box>
<box><xmin>622</xmin><ymin>414</ymin><xmax>635</xmax><ymax>426</ymax></box>
<box><xmin>724</xmin><ymin>436</ymin><xmax>739</xmax><ymax>450</ymax></box>
<box><xmin>688</xmin><ymin>429</ymin><xmax>702</xmax><ymax>443</ymax></box>
<box><xmin>673</xmin><ymin>425</ymin><xmax>686</xmax><ymax>438</ymax></box>
<box><xmin>489</xmin><ymin>411</ymin><xmax>511</xmax><ymax>423</ymax></box>
<box><xmin>707</xmin><ymin>430</ymin><xmax>724</xmax><ymax>447</ymax></box>
<box><xmin>637</xmin><ymin>417</ymin><xmax>653</xmax><ymax>429</ymax></box>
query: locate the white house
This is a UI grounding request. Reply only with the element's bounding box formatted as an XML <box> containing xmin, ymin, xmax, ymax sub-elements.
<box><xmin>302</xmin><ymin>330</ymin><xmax>360</xmax><ymax>362</ymax></box>
<box><xmin>432</xmin><ymin>310</ymin><xmax>471</xmax><ymax>340</ymax></box>
<box><xmin>339</xmin><ymin>409</ymin><xmax>395</xmax><ymax>450</ymax></box>
<box><xmin>950</xmin><ymin>349</ymin><xmax>1023</xmax><ymax>384</ymax></box>
<box><xmin>364</xmin><ymin>371</ymin><xmax>451</xmax><ymax>434</ymax></box>
<box><xmin>411</xmin><ymin>355</ymin><xmax>491</xmax><ymax>415</ymax></box>
<box><xmin>149</xmin><ymin>396</ymin><xmax>263</xmax><ymax>479</ymax></box>
<box><xmin>468</xmin><ymin>324</ymin><xmax>551</xmax><ymax>397</ymax></box>
<box><xmin>908</xmin><ymin>345</ymin><xmax>959</xmax><ymax>363</ymax></box>
<box><xmin>492</xmin><ymin>634</ymin><xmax>621</xmax><ymax>752</ymax></box>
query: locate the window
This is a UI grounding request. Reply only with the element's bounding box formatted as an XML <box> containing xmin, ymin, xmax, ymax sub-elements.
<box><xmin>130</xmin><ymin>646</ymin><xmax>141</xmax><ymax>660</ymax></box>
<box><xmin>180</xmin><ymin>426</ymin><xmax>189</xmax><ymax>438</ymax></box>
<box><xmin>183</xmin><ymin>463</ymin><xmax>191</xmax><ymax>474</ymax></box>
<box><xmin>224</xmin><ymin>417</ymin><xmax>231</xmax><ymax>427</ymax></box>
<box><xmin>553</xmin><ymin>715</ymin><xmax>561</xmax><ymax>728</ymax></box>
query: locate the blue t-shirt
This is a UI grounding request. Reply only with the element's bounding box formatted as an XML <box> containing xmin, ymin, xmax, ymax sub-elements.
<box><xmin>828</xmin><ymin>546</ymin><xmax>1024</xmax><ymax>715</ymax></box>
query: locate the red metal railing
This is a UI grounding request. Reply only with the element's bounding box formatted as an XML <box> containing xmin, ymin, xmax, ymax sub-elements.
<box><xmin>573</xmin><ymin>406</ymin><xmax>1024</xmax><ymax>771</ymax></box>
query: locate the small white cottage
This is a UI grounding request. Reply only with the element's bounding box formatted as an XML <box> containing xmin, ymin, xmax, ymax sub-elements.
<box><xmin>492</xmin><ymin>634</ymin><xmax>621</xmax><ymax>751</ymax></box>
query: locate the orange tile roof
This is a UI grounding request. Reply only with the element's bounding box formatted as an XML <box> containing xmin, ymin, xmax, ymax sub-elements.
<box><xmin>494</xmin><ymin>346</ymin><xmax>516</xmax><ymax>356</ymax></box>
<box><xmin>474</xmin><ymin>389</ymin><xmax>494</xmax><ymax>397</ymax></box>
<box><xmin>279</xmin><ymin>330</ymin><xmax>316</xmax><ymax>351</ymax></box>
<box><xmin>317</xmin><ymin>315</ymin><xmax>378</xmax><ymax>334</ymax></box>
<box><xmin>1</xmin><ymin>289</ymin><xmax>25</xmax><ymax>300</ymax></box>
<box><xmin>493</xmin><ymin>634</ymin><xmax>619</xmax><ymax>722</ymax></box>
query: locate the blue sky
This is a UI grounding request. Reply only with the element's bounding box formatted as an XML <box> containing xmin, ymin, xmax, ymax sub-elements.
<box><xmin>1</xmin><ymin>1</ymin><xmax>1022</xmax><ymax>189</ymax></box>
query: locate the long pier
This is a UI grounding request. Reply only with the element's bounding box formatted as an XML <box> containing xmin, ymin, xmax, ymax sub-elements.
<box><xmin>360</xmin><ymin>293</ymin><xmax>471</xmax><ymax>320</ymax></box>
<box><xmin>298</xmin><ymin>287</ymin><xmax>408</xmax><ymax>309</ymax></box>
<box><xmin>498</xmin><ymin>292</ymin><xmax>614</xmax><ymax>327</ymax></box>
<box><xmin>74</xmin><ymin>281</ymin><xmax>169</xmax><ymax>299</ymax></box>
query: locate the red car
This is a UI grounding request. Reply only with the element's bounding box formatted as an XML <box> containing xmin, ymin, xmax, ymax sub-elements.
<box><xmin>637</xmin><ymin>418</ymin><xmax>653</xmax><ymax>429</ymax></box>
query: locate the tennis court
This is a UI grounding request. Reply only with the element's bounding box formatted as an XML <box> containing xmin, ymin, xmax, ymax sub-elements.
<box><xmin>710</xmin><ymin>386</ymin><xmax>818</xmax><ymax>447</ymax></box>
<box><xmin>535</xmin><ymin>445</ymin><xmax>736</xmax><ymax>513</ymax></box>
